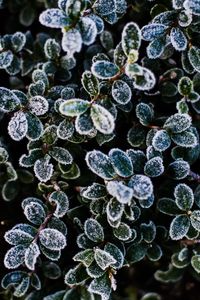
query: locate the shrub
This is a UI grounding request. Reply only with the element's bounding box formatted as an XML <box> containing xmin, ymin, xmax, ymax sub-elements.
<box><xmin>1</xmin><ymin>0</ymin><xmax>200</xmax><ymax>299</ymax></box>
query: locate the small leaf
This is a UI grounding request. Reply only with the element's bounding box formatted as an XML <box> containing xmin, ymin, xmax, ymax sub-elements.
<box><xmin>94</xmin><ymin>248</ymin><xmax>116</xmax><ymax>270</ymax></box>
<box><xmin>8</xmin><ymin>111</ymin><xmax>28</xmax><ymax>141</ymax></box>
<box><xmin>144</xmin><ymin>157</ymin><xmax>164</xmax><ymax>177</ymax></box>
<box><xmin>171</xmin><ymin>130</ymin><xmax>197</xmax><ymax>148</ymax></box>
<box><xmin>113</xmin><ymin>222</ymin><xmax>132</xmax><ymax>241</ymax></box>
<box><xmin>109</xmin><ymin>148</ymin><xmax>133</xmax><ymax>177</ymax></box>
<box><xmin>39</xmin><ymin>228</ymin><xmax>66</xmax><ymax>251</ymax></box>
<box><xmin>0</xmin><ymin>50</ymin><xmax>13</xmax><ymax>68</ymax></box>
<box><xmin>152</xmin><ymin>130</ymin><xmax>171</xmax><ymax>151</ymax></box>
<box><xmin>174</xmin><ymin>183</ymin><xmax>194</xmax><ymax>211</ymax></box>
<box><xmin>178</xmin><ymin>77</ymin><xmax>193</xmax><ymax>96</ymax></box>
<box><xmin>85</xmin><ymin>150</ymin><xmax>116</xmax><ymax>180</ymax></box>
<box><xmin>112</xmin><ymin>80</ymin><xmax>132</xmax><ymax>104</ymax></box>
<box><xmin>82</xmin><ymin>183</ymin><xmax>107</xmax><ymax>200</ymax></box>
<box><xmin>170</xmin><ymin>27</ymin><xmax>187</xmax><ymax>51</ymax></box>
<box><xmin>28</xmin><ymin>96</ymin><xmax>49</xmax><ymax>116</ymax></box>
<box><xmin>128</xmin><ymin>175</ymin><xmax>153</xmax><ymax>200</ymax></box>
<box><xmin>155</xmin><ymin>264</ymin><xmax>183</xmax><ymax>283</ymax></box>
<box><xmin>65</xmin><ymin>264</ymin><xmax>89</xmax><ymax>286</ymax></box>
<box><xmin>106</xmin><ymin>181</ymin><xmax>133</xmax><ymax>204</ymax></box>
<box><xmin>4</xmin><ymin>245</ymin><xmax>26</xmax><ymax>269</ymax></box>
<box><xmin>62</xmin><ymin>28</ymin><xmax>82</xmax><ymax>54</ymax></box>
<box><xmin>164</xmin><ymin>113</ymin><xmax>192</xmax><ymax>133</ymax></box>
<box><xmin>91</xmin><ymin>104</ymin><xmax>115</xmax><ymax>134</ymax></box>
<box><xmin>26</xmin><ymin>113</ymin><xmax>44</xmax><ymax>141</ymax></box>
<box><xmin>84</xmin><ymin>218</ymin><xmax>104</xmax><ymax>243</ymax></box>
<box><xmin>106</xmin><ymin>198</ymin><xmax>124</xmax><ymax>222</ymax></box>
<box><xmin>59</xmin><ymin>99</ymin><xmax>90</xmax><ymax>117</ymax></box>
<box><xmin>141</xmin><ymin>23</ymin><xmax>168</xmax><ymax>41</ymax></box>
<box><xmin>122</xmin><ymin>22</ymin><xmax>141</xmax><ymax>55</ymax></box>
<box><xmin>73</xmin><ymin>249</ymin><xmax>94</xmax><ymax>267</ymax></box>
<box><xmin>188</xmin><ymin>46</ymin><xmax>200</xmax><ymax>72</ymax></box>
<box><xmin>136</xmin><ymin>103</ymin><xmax>154</xmax><ymax>126</ymax></box>
<box><xmin>39</xmin><ymin>8</ymin><xmax>69</xmax><ymax>28</ymax></box>
<box><xmin>88</xmin><ymin>273</ymin><xmax>112</xmax><ymax>300</ymax></box>
<box><xmin>190</xmin><ymin>210</ymin><xmax>200</xmax><ymax>231</ymax></box>
<box><xmin>141</xmin><ymin>293</ymin><xmax>161</xmax><ymax>300</ymax></box>
<box><xmin>11</xmin><ymin>32</ymin><xmax>26</xmax><ymax>52</ymax></box>
<box><xmin>169</xmin><ymin>215</ymin><xmax>190</xmax><ymax>240</ymax></box>
<box><xmin>5</xmin><ymin>229</ymin><xmax>33</xmax><ymax>245</ymax></box>
<box><xmin>91</xmin><ymin>60</ymin><xmax>119</xmax><ymax>80</ymax></box>
<box><xmin>44</xmin><ymin>38</ymin><xmax>61</xmax><ymax>60</ymax></box>
<box><xmin>34</xmin><ymin>156</ymin><xmax>54</xmax><ymax>183</ymax></box>
<box><xmin>79</xmin><ymin>16</ymin><xmax>97</xmax><ymax>46</ymax></box>
<box><xmin>49</xmin><ymin>146</ymin><xmax>73</xmax><ymax>165</ymax></box>
<box><xmin>24</xmin><ymin>202</ymin><xmax>46</xmax><ymax>225</ymax></box>
<box><xmin>104</xmin><ymin>242</ymin><xmax>124</xmax><ymax>269</ymax></box>
<box><xmin>81</xmin><ymin>71</ymin><xmax>99</xmax><ymax>96</ymax></box>
<box><xmin>49</xmin><ymin>191</ymin><xmax>69</xmax><ymax>218</ymax></box>
<box><xmin>168</xmin><ymin>159</ymin><xmax>190</xmax><ymax>179</ymax></box>
<box><xmin>191</xmin><ymin>255</ymin><xmax>200</xmax><ymax>273</ymax></box>
<box><xmin>157</xmin><ymin>198</ymin><xmax>183</xmax><ymax>216</ymax></box>
<box><xmin>0</xmin><ymin>87</ymin><xmax>20</xmax><ymax>112</ymax></box>
<box><xmin>184</xmin><ymin>0</ymin><xmax>200</xmax><ymax>16</ymax></box>
<box><xmin>25</xmin><ymin>242</ymin><xmax>40</xmax><ymax>270</ymax></box>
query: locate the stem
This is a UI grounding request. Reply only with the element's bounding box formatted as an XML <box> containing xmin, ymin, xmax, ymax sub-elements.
<box><xmin>189</xmin><ymin>171</ymin><xmax>200</xmax><ymax>183</ymax></box>
<box><xmin>33</xmin><ymin>212</ymin><xmax>54</xmax><ymax>243</ymax></box>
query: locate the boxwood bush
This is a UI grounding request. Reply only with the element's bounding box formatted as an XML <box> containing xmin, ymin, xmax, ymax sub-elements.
<box><xmin>1</xmin><ymin>0</ymin><xmax>200</xmax><ymax>299</ymax></box>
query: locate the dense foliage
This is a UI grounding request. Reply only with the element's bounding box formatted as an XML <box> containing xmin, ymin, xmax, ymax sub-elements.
<box><xmin>1</xmin><ymin>0</ymin><xmax>200</xmax><ymax>299</ymax></box>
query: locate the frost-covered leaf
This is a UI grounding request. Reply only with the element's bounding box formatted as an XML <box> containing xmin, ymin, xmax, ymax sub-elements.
<box><xmin>0</xmin><ymin>87</ymin><xmax>20</xmax><ymax>112</ymax></box>
<box><xmin>34</xmin><ymin>156</ymin><xmax>54</xmax><ymax>183</ymax></box>
<box><xmin>0</xmin><ymin>50</ymin><xmax>13</xmax><ymax>68</ymax></box>
<box><xmin>11</xmin><ymin>32</ymin><xmax>26</xmax><ymax>52</ymax></box>
<box><xmin>93</xmin><ymin>0</ymin><xmax>115</xmax><ymax>17</ymax></box>
<box><xmin>84</xmin><ymin>218</ymin><xmax>104</xmax><ymax>243</ymax></box>
<box><xmin>109</xmin><ymin>148</ymin><xmax>133</xmax><ymax>177</ymax></box>
<box><xmin>112</xmin><ymin>80</ymin><xmax>132</xmax><ymax>104</ymax></box>
<box><xmin>49</xmin><ymin>191</ymin><xmax>69</xmax><ymax>218</ymax></box>
<box><xmin>8</xmin><ymin>111</ymin><xmax>28</xmax><ymax>141</ymax></box>
<box><xmin>86</xmin><ymin>150</ymin><xmax>116</xmax><ymax>180</ymax></box>
<box><xmin>39</xmin><ymin>228</ymin><xmax>66</xmax><ymax>251</ymax></box>
<box><xmin>113</xmin><ymin>222</ymin><xmax>132</xmax><ymax>241</ymax></box>
<box><xmin>147</xmin><ymin>37</ymin><xmax>166</xmax><ymax>59</ymax></box>
<box><xmin>44</xmin><ymin>39</ymin><xmax>61</xmax><ymax>60</ymax></box>
<box><xmin>184</xmin><ymin>0</ymin><xmax>200</xmax><ymax>16</ymax></box>
<box><xmin>173</xmin><ymin>0</ymin><xmax>185</xmax><ymax>9</ymax></box>
<box><xmin>82</xmin><ymin>183</ymin><xmax>107</xmax><ymax>200</ymax></box>
<box><xmin>94</xmin><ymin>248</ymin><xmax>116</xmax><ymax>270</ymax></box>
<box><xmin>152</xmin><ymin>130</ymin><xmax>171</xmax><ymax>151</ymax></box>
<box><xmin>174</xmin><ymin>183</ymin><xmax>194</xmax><ymax>211</ymax></box>
<box><xmin>106</xmin><ymin>198</ymin><xmax>124</xmax><ymax>222</ymax></box>
<box><xmin>75</xmin><ymin>111</ymin><xmax>96</xmax><ymax>135</ymax></box>
<box><xmin>4</xmin><ymin>245</ymin><xmax>26</xmax><ymax>269</ymax></box>
<box><xmin>128</xmin><ymin>175</ymin><xmax>153</xmax><ymax>200</ymax></box>
<box><xmin>28</xmin><ymin>96</ymin><xmax>49</xmax><ymax>116</ymax></box>
<box><xmin>25</xmin><ymin>243</ymin><xmax>40</xmax><ymax>270</ymax></box>
<box><xmin>88</xmin><ymin>273</ymin><xmax>112</xmax><ymax>300</ymax></box>
<box><xmin>170</xmin><ymin>27</ymin><xmax>187</xmax><ymax>51</ymax></box>
<box><xmin>141</xmin><ymin>23</ymin><xmax>168</xmax><ymax>41</ymax></box>
<box><xmin>188</xmin><ymin>46</ymin><xmax>200</xmax><ymax>72</ymax></box>
<box><xmin>62</xmin><ymin>28</ymin><xmax>82</xmax><ymax>54</ymax></box>
<box><xmin>24</xmin><ymin>202</ymin><xmax>46</xmax><ymax>225</ymax></box>
<box><xmin>171</xmin><ymin>130</ymin><xmax>197</xmax><ymax>148</ymax></box>
<box><xmin>65</xmin><ymin>264</ymin><xmax>89</xmax><ymax>286</ymax></box>
<box><xmin>91</xmin><ymin>60</ymin><xmax>119</xmax><ymax>80</ymax></box>
<box><xmin>81</xmin><ymin>71</ymin><xmax>99</xmax><ymax>97</ymax></box>
<box><xmin>49</xmin><ymin>146</ymin><xmax>73</xmax><ymax>165</ymax></box>
<box><xmin>5</xmin><ymin>229</ymin><xmax>33</xmax><ymax>246</ymax></box>
<box><xmin>155</xmin><ymin>264</ymin><xmax>183</xmax><ymax>283</ymax></box>
<box><xmin>19</xmin><ymin>149</ymin><xmax>43</xmax><ymax>167</ymax></box>
<box><xmin>190</xmin><ymin>210</ymin><xmax>200</xmax><ymax>231</ymax></box>
<box><xmin>79</xmin><ymin>16</ymin><xmax>97</xmax><ymax>46</ymax></box>
<box><xmin>191</xmin><ymin>255</ymin><xmax>200</xmax><ymax>273</ymax></box>
<box><xmin>26</xmin><ymin>113</ymin><xmax>44</xmax><ymax>141</ymax></box>
<box><xmin>106</xmin><ymin>181</ymin><xmax>133</xmax><ymax>204</ymax></box>
<box><xmin>144</xmin><ymin>157</ymin><xmax>164</xmax><ymax>177</ymax></box>
<box><xmin>168</xmin><ymin>159</ymin><xmax>190</xmax><ymax>179</ymax></box>
<box><xmin>73</xmin><ymin>249</ymin><xmax>94</xmax><ymax>267</ymax></box>
<box><xmin>1</xmin><ymin>271</ymin><xmax>27</xmax><ymax>289</ymax></box>
<box><xmin>136</xmin><ymin>103</ymin><xmax>154</xmax><ymax>126</ymax></box>
<box><xmin>39</xmin><ymin>9</ymin><xmax>69</xmax><ymax>28</ymax></box>
<box><xmin>91</xmin><ymin>104</ymin><xmax>115</xmax><ymax>134</ymax></box>
<box><xmin>127</xmin><ymin>242</ymin><xmax>148</xmax><ymax>263</ymax></box>
<box><xmin>13</xmin><ymin>276</ymin><xmax>30</xmax><ymax>297</ymax></box>
<box><xmin>164</xmin><ymin>113</ymin><xmax>191</xmax><ymax>133</ymax></box>
<box><xmin>178</xmin><ymin>77</ymin><xmax>193</xmax><ymax>96</ymax></box>
<box><xmin>57</xmin><ymin>119</ymin><xmax>74</xmax><ymax>140</ymax></box>
<box><xmin>141</xmin><ymin>221</ymin><xmax>156</xmax><ymax>243</ymax></box>
<box><xmin>59</xmin><ymin>99</ymin><xmax>90</xmax><ymax>117</ymax></box>
<box><xmin>104</xmin><ymin>242</ymin><xmax>124</xmax><ymax>269</ymax></box>
<box><xmin>122</xmin><ymin>22</ymin><xmax>141</xmax><ymax>55</ymax></box>
<box><xmin>169</xmin><ymin>215</ymin><xmax>190</xmax><ymax>240</ymax></box>
<box><xmin>126</xmin><ymin>64</ymin><xmax>156</xmax><ymax>91</ymax></box>
<box><xmin>141</xmin><ymin>293</ymin><xmax>161</xmax><ymax>300</ymax></box>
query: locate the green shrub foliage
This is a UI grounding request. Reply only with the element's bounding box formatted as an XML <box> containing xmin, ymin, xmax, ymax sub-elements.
<box><xmin>1</xmin><ymin>0</ymin><xmax>200</xmax><ymax>299</ymax></box>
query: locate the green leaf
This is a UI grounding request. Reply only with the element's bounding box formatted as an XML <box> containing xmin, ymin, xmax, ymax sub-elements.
<box><xmin>147</xmin><ymin>243</ymin><xmax>162</xmax><ymax>261</ymax></box>
<box><xmin>141</xmin><ymin>221</ymin><xmax>156</xmax><ymax>243</ymax></box>
<box><xmin>0</xmin><ymin>50</ymin><xmax>13</xmax><ymax>68</ymax></box>
<box><xmin>113</xmin><ymin>222</ymin><xmax>132</xmax><ymax>241</ymax></box>
<box><xmin>155</xmin><ymin>264</ymin><xmax>183</xmax><ymax>283</ymax></box>
<box><xmin>168</xmin><ymin>159</ymin><xmax>190</xmax><ymax>180</ymax></box>
<box><xmin>82</xmin><ymin>183</ymin><xmax>107</xmax><ymax>200</ymax></box>
<box><xmin>73</xmin><ymin>249</ymin><xmax>94</xmax><ymax>267</ymax></box>
<box><xmin>109</xmin><ymin>148</ymin><xmax>133</xmax><ymax>177</ymax></box>
<box><xmin>49</xmin><ymin>191</ymin><xmax>69</xmax><ymax>218</ymax></box>
<box><xmin>174</xmin><ymin>183</ymin><xmax>194</xmax><ymax>211</ymax></box>
<box><xmin>88</xmin><ymin>273</ymin><xmax>112</xmax><ymax>300</ymax></box>
<box><xmin>81</xmin><ymin>71</ymin><xmax>99</xmax><ymax>96</ymax></box>
<box><xmin>157</xmin><ymin>198</ymin><xmax>183</xmax><ymax>216</ymax></box>
<box><xmin>112</xmin><ymin>80</ymin><xmax>132</xmax><ymax>104</ymax></box>
<box><xmin>39</xmin><ymin>228</ymin><xmax>67</xmax><ymax>251</ymax></box>
<box><xmin>144</xmin><ymin>157</ymin><xmax>164</xmax><ymax>177</ymax></box>
<box><xmin>90</xmin><ymin>104</ymin><xmax>115</xmax><ymax>134</ymax></box>
<box><xmin>94</xmin><ymin>248</ymin><xmax>116</xmax><ymax>270</ymax></box>
<box><xmin>169</xmin><ymin>215</ymin><xmax>190</xmax><ymax>240</ymax></box>
<box><xmin>91</xmin><ymin>60</ymin><xmax>119</xmax><ymax>80</ymax></box>
<box><xmin>59</xmin><ymin>99</ymin><xmax>90</xmax><ymax>117</ymax></box>
<box><xmin>8</xmin><ymin>111</ymin><xmax>28</xmax><ymax>141</ymax></box>
<box><xmin>64</xmin><ymin>264</ymin><xmax>89</xmax><ymax>286</ymax></box>
<box><xmin>190</xmin><ymin>210</ymin><xmax>200</xmax><ymax>231</ymax></box>
<box><xmin>4</xmin><ymin>245</ymin><xmax>26</xmax><ymax>269</ymax></box>
<box><xmin>178</xmin><ymin>76</ymin><xmax>193</xmax><ymax>96</ymax></box>
<box><xmin>5</xmin><ymin>228</ymin><xmax>33</xmax><ymax>245</ymax></box>
<box><xmin>34</xmin><ymin>155</ymin><xmax>54</xmax><ymax>183</ymax></box>
<box><xmin>152</xmin><ymin>130</ymin><xmax>171</xmax><ymax>151</ymax></box>
<box><xmin>49</xmin><ymin>147</ymin><xmax>73</xmax><ymax>165</ymax></box>
<box><xmin>26</xmin><ymin>113</ymin><xmax>44</xmax><ymax>141</ymax></box>
<box><xmin>84</xmin><ymin>218</ymin><xmax>104</xmax><ymax>243</ymax></box>
<box><xmin>85</xmin><ymin>150</ymin><xmax>116</xmax><ymax>180</ymax></box>
<box><xmin>106</xmin><ymin>197</ymin><xmax>124</xmax><ymax>222</ymax></box>
<box><xmin>191</xmin><ymin>255</ymin><xmax>200</xmax><ymax>273</ymax></box>
<box><xmin>164</xmin><ymin>113</ymin><xmax>192</xmax><ymax>133</ymax></box>
<box><xmin>136</xmin><ymin>103</ymin><xmax>154</xmax><ymax>126</ymax></box>
<box><xmin>127</xmin><ymin>242</ymin><xmax>148</xmax><ymax>263</ymax></box>
<box><xmin>104</xmin><ymin>242</ymin><xmax>124</xmax><ymax>269</ymax></box>
<box><xmin>24</xmin><ymin>242</ymin><xmax>40</xmax><ymax>270</ymax></box>
<box><xmin>122</xmin><ymin>22</ymin><xmax>141</xmax><ymax>55</ymax></box>
<box><xmin>188</xmin><ymin>46</ymin><xmax>200</xmax><ymax>72</ymax></box>
<box><xmin>171</xmin><ymin>130</ymin><xmax>197</xmax><ymax>148</ymax></box>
